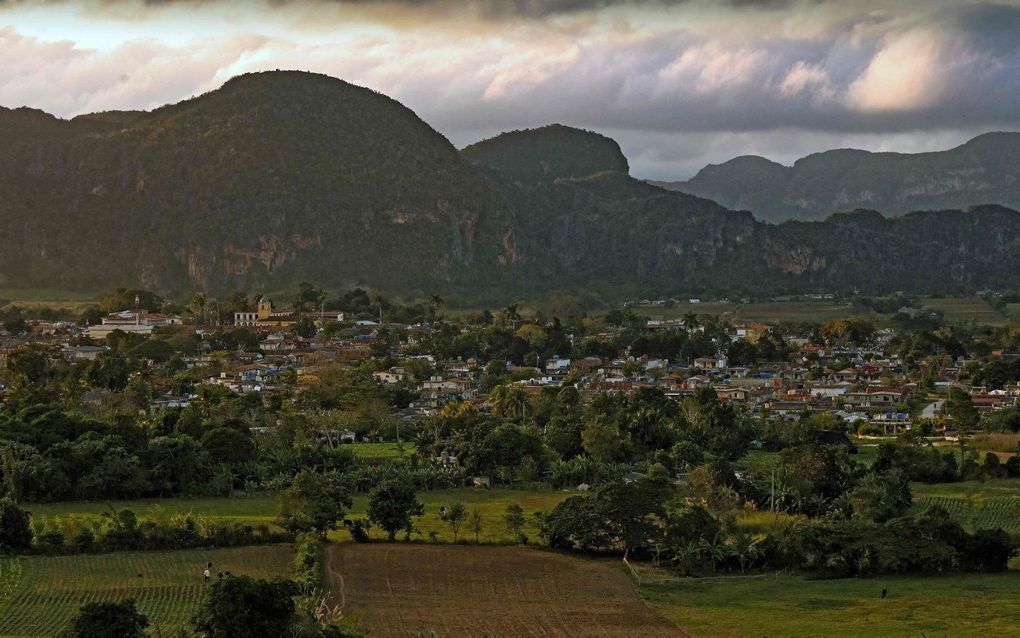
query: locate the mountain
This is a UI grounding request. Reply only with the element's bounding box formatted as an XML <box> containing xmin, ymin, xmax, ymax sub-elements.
<box><xmin>653</xmin><ymin>133</ymin><xmax>1020</xmax><ymax>222</ymax></box>
<box><xmin>1</xmin><ymin>71</ymin><xmax>1019</xmax><ymax>301</ymax></box>
<box><xmin>0</xmin><ymin>71</ymin><xmax>496</xmax><ymax>293</ymax></box>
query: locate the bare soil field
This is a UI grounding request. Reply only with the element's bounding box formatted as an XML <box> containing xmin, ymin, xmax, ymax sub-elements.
<box><xmin>325</xmin><ymin>544</ymin><xmax>688</xmax><ymax>638</ymax></box>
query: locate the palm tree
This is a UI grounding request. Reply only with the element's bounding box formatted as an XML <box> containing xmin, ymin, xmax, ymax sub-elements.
<box><xmin>189</xmin><ymin>292</ymin><xmax>207</xmax><ymax>324</ymax></box>
<box><xmin>501</xmin><ymin>304</ymin><xmax>522</xmax><ymax>330</ymax></box>
<box><xmin>489</xmin><ymin>384</ymin><xmax>530</xmax><ymax>420</ymax></box>
<box><xmin>427</xmin><ymin>294</ymin><xmax>443</xmax><ymax>326</ymax></box>
<box><xmin>682</xmin><ymin>311</ymin><xmax>699</xmax><ymax>332</ymax></box>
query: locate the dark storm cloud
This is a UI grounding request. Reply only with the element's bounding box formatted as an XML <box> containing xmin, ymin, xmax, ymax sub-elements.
<box><xmin>2</xmin><ymin>0</ymin><xmax>1019</xmax><ymax>178</ymax></box>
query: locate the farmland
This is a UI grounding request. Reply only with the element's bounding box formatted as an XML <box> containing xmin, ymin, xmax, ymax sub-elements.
<box><xmin>630</xmin><ymin>295</ymin><xmax>1019</xmax><ymax>327</ymax></box>
<box><xmin>632</xmin><ymin>300</ymin><xmax>870</xmax><ymax>324</ymax></box>
<box><xmin>325</xmin><ymin>543</ymin><xmax>685</xmax><ymax>637</ymax></box>
<box><xmin>919</xmin><ymin>296</ymin><xmax>1013</xmax><ymax>326</ymax></box>
<box><xmin>0</xmin><ymin>545</ymin><xmax>293</xmax><ymax>637</ymax></box>
<box><xmin>913</xmin><ymin>479</ymin><xmax>1020</xmax><ymax>534</ymax></box>
<box><xmin>26</xmin><ymin>487</ymin><xmax>573</xmax><ymax>544</ymax></box>
<box><xmin>641</xmin><ymin>571</ymin><xmax>1020</xmax><ymax>638</ymax></box>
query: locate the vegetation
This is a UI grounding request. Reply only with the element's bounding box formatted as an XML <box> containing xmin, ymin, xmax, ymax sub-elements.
<box><xmin>643</xmin><ymin>572</ymin><xmax>1020</xmax><ymax>638</ymax></box>
<box><xmin>0</xmin><ymin>545</ymin><xmax>293</xmax><ymax>636</ymax></box>
<box><xmin>3</xmin><ymin>72</ymin><xmax>1020</xmax><ymax>298</ymax></box>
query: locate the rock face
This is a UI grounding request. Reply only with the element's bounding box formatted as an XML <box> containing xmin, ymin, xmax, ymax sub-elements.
<box><xmin>0</xmin><ymin>71</ymin><xmax>1018</xmax><ymax>299</ymax></box>
<box><xmin>653</xmin><ymin>132</ymin><xmax>1020</xmax><ymax>223</ymax></box>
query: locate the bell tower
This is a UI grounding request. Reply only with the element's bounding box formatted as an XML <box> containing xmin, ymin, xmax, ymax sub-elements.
<box><xmin>257</xmin><ymin>296</ymin><xmax>273</xmax><ymax>320</ymax></box>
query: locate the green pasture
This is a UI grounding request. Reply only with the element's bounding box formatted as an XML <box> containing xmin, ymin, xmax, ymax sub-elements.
<box><xmin>26</xmin><ymin>488</ymin><xmax>574</xmax><ymax>544</ymax></box>
<box><xmin>642</xmin><ymin>571</ymin><xmax>1020</xmax><ymax>638</ymax></box>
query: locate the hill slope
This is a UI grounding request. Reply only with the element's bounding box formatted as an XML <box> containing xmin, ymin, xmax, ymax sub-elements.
<box><xmin>653</xmin><ymin>133</ymin><xmax>1020</xmax><ymax>222</ymax></box>
<box><xmin>1</xmin><ymin>71</ymin><xmax>1018</xmax><ymax>300</ymax></box>
<box><xmin>0</xmin><ymin>71</ymin><xmax>496</xmax><ymax>293</ymax></box>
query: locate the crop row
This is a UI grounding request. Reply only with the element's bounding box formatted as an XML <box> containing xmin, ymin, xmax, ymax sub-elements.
<box><xmin>0</xmin><ymin>545</ymin><xmax>292</xmax><ymax>637</ymax></box>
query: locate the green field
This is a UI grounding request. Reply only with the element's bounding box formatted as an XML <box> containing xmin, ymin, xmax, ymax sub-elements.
<box><xmin>912</xmin><ymin>479</ymin><xmax>1020</xmax><ymax>534</ymax></box>
<box><xmin>920</xmin><ymin>297</ymin><xmax>1014</xmax><ymax>326</ymax></box>
<box><xmin>27</xmin><ymin>488</ymin><xmax>573</xmax><ymax>544</ymax></box>
<box><xmin>642</xmin><ymin>571</ymin><xmax>1020</xmax><ymax>638</ymax></box>
<box><xmin>346</xmin><ymin>442</ymin><xmax>406</xmax><ymax>460</ymax></box>
<box><xmin>630</xmin><ymin>296</ymin><xmax>1018</xmax><ymax>327</ymax></box>
<box><xmin>0</xmin><ymin>545</ymin><xmax>293</xmax><ymax>637</ymax></box>
<box><xmin>634</xmin><ymin>300</ymin><xmax>868</xmax><ymax>324</ymax></box>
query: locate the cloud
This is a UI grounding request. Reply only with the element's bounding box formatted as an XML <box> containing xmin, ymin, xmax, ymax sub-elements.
<box><xmin>0</xmin><ymin>0</ymin><xmax>1019</xmax><ymax>180</ymax></box>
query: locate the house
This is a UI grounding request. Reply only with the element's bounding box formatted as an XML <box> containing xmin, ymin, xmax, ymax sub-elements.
<box><xmin>87</xmin><ymin>309</ymin><xmax>176</xmax><ymax>339</ymax></box>
<box><xmin>545</xmin><ymin>358</ymin><xmax>572</xmax><ymax>374</ymax></box>
<box><xmin>373</xmin><ymin>368</ymin><xmax>408</xmax><ymax>384</ymax></box>
<box><xmin>694</xmin><ymin>355</ymin><xmax>728</xmax><ymax>370</ymax></box>
<box><xmin>715</xmin><ymin>386</ymin><xmax>750</xmax><ymax>402</ymax></box>
<box><xmin>68</xmin><ymin>345</ymin><xmax>106</xmax><ymax>361</ymax></box>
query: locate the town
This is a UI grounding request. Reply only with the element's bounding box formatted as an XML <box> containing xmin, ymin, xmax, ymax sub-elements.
<box><xmin>3</xmin><ymin>288</ymin><xmax>1015</xmax><ymax>441</ymax></box>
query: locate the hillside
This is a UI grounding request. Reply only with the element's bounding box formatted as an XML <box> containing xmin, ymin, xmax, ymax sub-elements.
<box><xmin>0</xmin><ymin>71</ymin><xmax>497</xmax><ymax>293</ymax></box>
<box><xmin>1</xmin><ymin>71</ymin><xmax>1019</xmax><ymax>300</ymax></box>
<box><xmin>653</xmin><ymin>132</ymin><xmax>1020</xmax><ymax>222</ymax></box>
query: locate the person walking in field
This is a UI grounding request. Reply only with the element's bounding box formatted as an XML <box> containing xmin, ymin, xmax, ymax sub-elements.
<box><xmin>203</xmin><ymin>567</ymin><xmax>211</xmax><ymax>582</ymax></box>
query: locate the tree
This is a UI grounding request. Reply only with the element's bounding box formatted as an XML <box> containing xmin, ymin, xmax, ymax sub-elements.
<box><xmin>277</xmin><ymin>471</ymin><xmax>353</xmax><ymax>536</ymax></box>
<box><xmin>62</xmin><ymin>599</ymin><xmax>148</xmax><ymax>638</ymax></box>
<box><xmin>849</xmin><ymin>470</ymin><xmax>912</xmax><ymax>522</ymax></box>
<box><xmin>0</xmin><ymin>498</ymin><xmax>32</xmax><ymax>553</ymax></box>
<box><xmin>944</xmin><ymin>388</ymin><xmax>979</xmax><ymax>432</ymax></box>
<box><xmin>503</xmin><ymin>503</ymin><xmax>526</xmax><ymax>542</ymax></box>
<box><xmin>201</xmin><ymin>427</ymin><xmax>255</xmax><ymax>466</ymax></box>
<box><xmin>427</xmin><ymin>294</ymin><xmax>443</xmax><ymax>326</ymax></box>
<box><xmin>367</xmin><ymin>479</ymin><xmax>424</xmax><ymax>541</ymax></box>
<box><xmin>86</xmin><ymin>351</ymin><xmax>131</xmax><ymax>391</ymax></box>
<box><xmin>189</xmin><ymin>292</ymin><xmax>207</xmax><ymax>323</ymax></box>
<box><xmin>581</xmin><ymin>418</ymin><xmax>629</xmax><ymax>463</ymax></box>
<box><xmin>469</xmin><ymin>507</ymin><xmax>484</xmax><ymax>543</ymax></box>
<box><xmin>192</xmin><ymin>576</ymin><xmax>298</xmax><ymax>638</ymax></box>
<box><xmin>295</xmin><ymin>317</ymin><xmax>317</xmax><ymax>339</ymax></box>
<box><xmin>489</xmin><ymin>384</ymin><xmax>531</xmax><ymax>420</ymax></box>
<box><xmin>439</xmin><ymin>502</ymin><xmax>467</xmax><ymax>541</ymax></box>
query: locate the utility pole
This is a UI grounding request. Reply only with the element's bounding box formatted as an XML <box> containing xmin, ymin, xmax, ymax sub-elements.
<box><xmin>770</xmin><ymin>466</ymin><xmax>776</xmax><ymax>513</ymax></box>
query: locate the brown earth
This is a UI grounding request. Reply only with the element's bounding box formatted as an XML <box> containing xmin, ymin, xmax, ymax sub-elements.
<box><xmin>324</xmin><ymin>543</ymin><xmax>689</xmax><ymax>638</ymax></box>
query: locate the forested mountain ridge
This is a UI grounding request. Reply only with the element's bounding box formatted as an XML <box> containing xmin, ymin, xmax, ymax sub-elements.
<box><xmin>652</xmin><ymin>132</ymin><xmax>1020</xmax><ymax>223</ymax></box>
<box><xmin>0</xmin><ymin>71</ymin><xmax>1018</xmax><ymax>300</ymax></box>
<box><xmin>0</xmin><ymin>72</ymin><xmax>498</xmax><ymax>293</ymax></box>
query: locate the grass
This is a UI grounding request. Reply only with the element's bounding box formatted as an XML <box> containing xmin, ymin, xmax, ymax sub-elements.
<box><xmin>920</xmin><ymin>297</ymin><xmax>1014</xmax><ymax>326</ymax></box>
<box><xmin>339</xmin><ymin>488</ymin><xmax>572</xmax><ymax>543</ymax></box>
<box><xmin>630</xmin><ymin>296</ymin><xmax>1018</xmax><ymax>327</ymax></box>
<box><xmin>634</xmin><ymin>300</ymin><xmax>868</xmax><ymax>324</ymax></box>
<box><xmin>346</xmin><ymin>442</ymin><xmax>405</xmax><ymax>460</ymax></box>
<box><xmin>969</xmin><ymin>433</ymin><xmax>1020</xmax><ymax>454</ymax></box>
<box><xmin>0</xmin><ymin>545</ymin><xmax>293</xmax><ymax>637</ymax></box>
<box><xmin>27</xmin><ymin>496</ymin><xmax>280</xmax><ymax>524</ymax></box>
<box><xmin>27</xmin><ymin>488</ymin><xmax>574</xmax><ymax>544</ymax></box>
<box><xmin>641</xmin><ymin>571</ymin><xmax>1020</xmax><ymax>638</ymax></box>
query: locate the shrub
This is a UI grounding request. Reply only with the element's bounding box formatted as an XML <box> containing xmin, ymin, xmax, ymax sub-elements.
<box><xmin>293</xmin><ymin>533</ymin><xmax>324</xmax><ymax>595</ymax></box>
<box><xmin>0</xmin><ymin>498</ymin><xmax>33</xmax><ymax>553</ymax></box>
<box><xmin>61</xmin><ymin>599</ymin><xmax>148</xmax><ymax>638</ymax></box>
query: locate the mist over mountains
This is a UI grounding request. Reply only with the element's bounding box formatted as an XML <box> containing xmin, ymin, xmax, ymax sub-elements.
<box><xmin>1</xmin><ymin>71</ymin><xmax>1018</xmax><ymax>302</ymax></box>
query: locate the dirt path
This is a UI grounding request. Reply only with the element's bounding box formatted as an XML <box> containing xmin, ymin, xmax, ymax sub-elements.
<box><xmin>324</xmin><ymin>543</ymin><xmax>690</xmax><ymax>638</ymax></box>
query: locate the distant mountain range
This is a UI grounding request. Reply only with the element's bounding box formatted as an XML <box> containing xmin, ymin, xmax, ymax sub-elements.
<box><xmin>1</xmin><ymin>71</ymin><xmax>1019</xmax><ymax>301</ymax></box>
<box><xmin>651</xmin><ymin>132</ymin><xmax>1020</xmax><ymax>223</ymax></box>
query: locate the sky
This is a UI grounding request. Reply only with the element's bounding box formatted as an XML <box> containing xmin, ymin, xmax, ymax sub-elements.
<box><xmin>1</xmin><ymin>0</ymin><xmax>1019</xmax><ymax>179</ymax></box>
